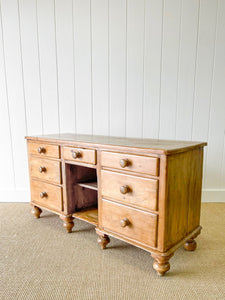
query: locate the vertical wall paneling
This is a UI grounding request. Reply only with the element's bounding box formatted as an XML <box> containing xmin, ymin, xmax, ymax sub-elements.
<box><xmin>19</xmin><ymin>0</ymin><xmax>43</xmax><ymax>135</ymax></box>
<box><xmin>0</xmin><ymin>5</ymin><xmax>15</xmax><ymax>190</ymax></box>
<box><xmin>73</xmin><ymin>0</ymin><xmax>93</xmax><ymax>134</ymax></box>
<box><xmin>159</xmin><ymin>0</ymin><xmax>182</xmax><ymax>139</ymax></box>
<box><xmin>192</xmin><ymin>0</ymin><xmax>218</xmax><ymax>141</ymax></box>
<box><xmin>37</xmin><ymin>0</ymin><xmax>60</xmax><ymax>134</ymax></box>
<box><xmin>108</xmin><ymin>0</ymin><xmax>126</xmax><ymax>137</ymax></box>
<box><xmin>191</xmin><ymin>0</ymin><xmax>218</xmax><ymax>188</ymax></box>
<box><xmin>91</xmin><ymin>0</ymin><xmax>109</xmax><ymax>135</ymax></box>
<box><xmin>55</xmin><ymin>0</ymin><xmax>76</xmax><ymax>133</ymax></box>
<box><xmin>126</xmin><ymin>0</ymin><xmax>145</xmax><ymax>138</ymax></box>
<box><xmin>1</xmin><ymin>0</ymin><xmax>28</xmax><ymax>189</ymax></box>
<box><xmin>175</xmin><ymin>0</ymin><xmax>199</xmax><ymax>140</ymax></box>
<box><xmin>142</xmin><ymin>0</ymin><xmax>163</xmax><ymax>139</ymax></box>
<box><xmin>205</xmin><ymin>0</ymin><xmax>225</xmax><ymax>189</ymax></box>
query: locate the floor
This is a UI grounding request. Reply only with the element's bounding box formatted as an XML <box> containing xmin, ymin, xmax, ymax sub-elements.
<box><xmin>0</xmin><ymin>203</ymin><xmax>225</xmax><ymax>300</ymax></box>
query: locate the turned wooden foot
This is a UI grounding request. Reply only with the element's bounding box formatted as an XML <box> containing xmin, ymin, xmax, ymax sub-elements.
<box><xmin>151</xmin><ymin>253</ymin><xmax>174</xmax><ymax>276</ymax></box>
<box><xmin>97</xmin><ymin>234</ymin><xmax>110</xmax><ymax>249</ymax></box>
<box><xmin>31</xmin><ymin>206</ymin><xmax>42</xmax><ymax>219</ymax></box>
<box><xmin>184</xmin><ymin>239</ymin><xmax>197</xmax><ymax>251</ymax></box>
<box><xmin>60</xmin><ymin>215</ymin><xmax>74</xmax><ymax>233</ymax></box>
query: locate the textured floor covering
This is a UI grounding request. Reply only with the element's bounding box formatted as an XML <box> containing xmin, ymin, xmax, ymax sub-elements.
<box><xmin>0</xmin><ymin>203</ymin><xmax>225</xmax><ymax>300</ymax></box>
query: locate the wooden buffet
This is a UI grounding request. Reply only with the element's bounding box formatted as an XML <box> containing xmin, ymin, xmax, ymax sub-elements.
<box><xmin>25</xmin><ymin>134</ymin><xmax>207</xmax><ymax>276</ymax></box>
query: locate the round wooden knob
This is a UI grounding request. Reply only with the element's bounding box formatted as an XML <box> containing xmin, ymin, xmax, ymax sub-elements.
<box><xmin>40</xmin><ymin>192</ymin><xmax>47</xmax><ymax>199</ymax></box>
<box><xmin>120</xmin><ymin>185</ymin><xmax>129</xmax><ymax>194</ymax></box>
<box><xmin>39</xmin><ymin>166</ymin><xmax>46</xmax><ymax>173</ymax></box>
<box><xmin>72</xmin><ymin>151</ymin><xmax>81</xmax><ymax>159</ymax></box>
<box><xmin>38</xmin><ymin>147</ymin><xmax>45</xmax><ymax>154</ymax></box>
<box><xmin>120</xmin><ymin>218</ymin><xmax>130</xmax><ymax>228</ymax></box>
<box><xmin>120</xmin><ymin>158</ymin><xmax>129</xmax><ymax>168</ymax></box>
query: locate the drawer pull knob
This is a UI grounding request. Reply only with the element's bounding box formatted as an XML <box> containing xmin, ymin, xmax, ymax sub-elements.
<box><xmin>39</xmin><ymin>166</ymin><xmax>46</xmax><ymax>173</ymax></box>
<box><xmin>120</xmin><ymin>218</ymin><xmax>130</xmax><ymax>228</ymax></box>
<box><xmin>120</xmin><ymin>185</ymin><xmax>130</xmax><ymax>194</ymax></box>
<box><xmin>40</xmin><ymin>192</ymin><xmax>47</xmax><ymax>199</ymax></box>
<box><xmin>72</xmin><ymin>151</ymin><xmax>81</xmax><ymax>159</ymax></box>
<box><xmin>120</xmin><ymin>159</ymin><xmax>129</xmax><ymax>168</ymax></box>
<box><xmin>38</xmin><ymin>147</ymin><xmax>46</xmax><ymax>154</ymax></box>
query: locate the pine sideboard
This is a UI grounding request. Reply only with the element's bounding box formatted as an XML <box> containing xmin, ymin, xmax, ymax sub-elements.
<box><xmin>26</xmin><ymin>134</ymin><xmax>207</xmax><ymax>276</ymax></box>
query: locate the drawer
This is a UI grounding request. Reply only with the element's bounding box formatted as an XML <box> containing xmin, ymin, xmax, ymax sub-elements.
<box><xmin>30</xmin><ymin>180</ymin><xmax>62</xmax><ymax>212</ymax></box>
<box><xmin>101</xmin><ymin>151</ymin><xmax>159</xmax><ymax>176</ymax></box>
<box><xmin>101</xmin><ymin>170</ymin><xmax>158</xmax><ymax>211</ymax></box>
<box><xmin>30</xmin><ymin>157</ymin><xmax>61</xmax><ymax>184</ymax></box>
<box><xmin>63</xmin><ymin>147</ymin><xmax>96</xmax><ymax>164</ymax></box>
<box><xmin>101</xmin><ymin>199</ymin><xmax>157</xmax><ymax>247</ymax></box>
<box><xmin>28</xmin><ymin>142</ymin><xmax>60</xmax><ymax>158</ymax></box>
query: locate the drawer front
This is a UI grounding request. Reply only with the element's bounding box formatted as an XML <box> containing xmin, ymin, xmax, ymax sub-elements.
<box><xmin>30</xmin><ymin>157</ymin><xmax>61</xmax><ymax>184</ymax></box>
<box><xmin>101</xmin><ymin>170</ymin><xmax>158</xmax><ymax>211</ymax></box>
<box><xmin>30</xmin><ymin>180</ymin><xmax>62</xmax><ymax>212</ymax></box>
<box><xmin>63</xmin><ymin>147</ymin><xmax>96</xmax><ymax>164</ymax></box>
<box><xmin>101</xmin><ymin>199</ymin><xmax>157</xmax><ymax>247</ymax></box>
<box><xmin>101</xmin><ymin>151</ymin><xmax>159</xmax><ymax>176</ymax></box>
<box><xmin>28</xmin><ymin>142</ymin><xmax>59</xmax><ymax>158</ymax></box>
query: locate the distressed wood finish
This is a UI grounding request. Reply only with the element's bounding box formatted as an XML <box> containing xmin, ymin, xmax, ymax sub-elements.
<box><xmin>101</xmin><ymin>199</ymin><xmax>157</xmax><ymax>248</ymax></box>
<box><xmin>62</xmin><ymin>146</ymin><xmax>96</xmax><ymax>164</ymax></box>
<box><xmin>29</xmin><ymin>157</ymin><xmax>61</xmax><ymax>184</ymax></box>
<box><xmin>101</xmin><ymin>151</ymin><xmax>159</xmax><ymax>176</ymax></box>
<box><xmin>26</xmin><ymin>134</ymin><xmax>206</xmax><ymax>155</ymax></box>
<box><xmin>28</xmin><ymin>141</ymin><xmax>60</xmax><ymax>158</ymax></box>
<box><xmin>163</xmin><ymin>148</ymin><xmax>204</xmax><ymax>251</ymax></box>
<box><xmin>30</xmin><ymin>180</ymin><xmax>62</xmax><ymax>212</ymax></box>
<box><xmin>26</xmin><ymin>134</ymin><xmax>207</xmax><ymax>276</ymax></box>
<box><xmin>101</xmin><ymin>170</ymin><xmax>158</xmax><ymax>211</ymax></box>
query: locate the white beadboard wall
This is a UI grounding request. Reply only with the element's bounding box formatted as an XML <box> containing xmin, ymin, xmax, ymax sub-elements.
<box><xmin>0</xmin><ymin>0</ymin><xmax>224</xmax><ymax>202</ymax></box>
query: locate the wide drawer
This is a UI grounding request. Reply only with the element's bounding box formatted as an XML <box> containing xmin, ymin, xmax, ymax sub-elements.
<box><xmin>28</xmin><ymin>142</ymin><xmax>60</xmax><ymax>158</ymax></box>
<box><xmin>101</xmin><ymin>151</ymin><xmax>159</xmax><ymax>176</ymax></box>
<box><xmin>29</xmin><ymin>157</ymin><xmax>61</xmax><ymax>184</ymax></box>
<box><xmin>101</xmin><ymin>199</ymin><xmax>157</xmax><ymax>247</ymax></box>
<box><xmin>63</xmin><ymin>147</ymin><xmax>96</xmax><ymax>164</ymax></box>
<box><xmin>30</xmin><ymin>180</ymin><xmax>62</xmax><ymax>212</ymax></box>
<box><xmin>101</xmin><ymin>170</ymin><xmax>158</xmax><ymax>211</ymax></box>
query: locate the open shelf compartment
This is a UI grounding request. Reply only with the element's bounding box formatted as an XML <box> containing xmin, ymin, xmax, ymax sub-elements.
<box><xmin>73</xmin><ymin>207</ymin><xmax>98</xmax><ymax>226</ymax></box>
<box><xmin>65</xmin><ymin>163</ymin><xmax>99</xmax><ymax>226</ymax></box>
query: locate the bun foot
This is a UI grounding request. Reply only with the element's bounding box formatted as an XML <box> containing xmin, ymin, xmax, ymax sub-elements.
<box><xmin>184</xmin><ymin>239</ymin><xmax>197</xmax><ymax>251</ymax></box>
<box><xmin>31</xmin><ymin>206</ymin><xmax>42</xmax><ymax>218</ymax></box>
<box><xmin>60</xmin><ymin>215</ymin><xmax>74</xmax><ymax>233</ymax></box>
<box><xmin>151</xmin><ymin>253</ymin><xmax>174</xmax><ymax>276</ymax></box>
<box><xmin>97</xmin><ymin>234</ymin><xmax>110</xmax><ymax>249</ymax></box>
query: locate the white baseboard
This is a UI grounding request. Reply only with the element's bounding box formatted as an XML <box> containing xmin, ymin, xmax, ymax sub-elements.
<box><xmin>201</xmin><ymin>189</ymin><xmax>225</xmax><ymax>202</ymax></box>
<box><xmin>0</xmin><ymin>189</ymin><xmax>29</xmax><ymax>202</ymax></box>
<box><xmin>0</xmin><ymin>189</ymin><xmax>224</xmax><ymax>203</ymax></box>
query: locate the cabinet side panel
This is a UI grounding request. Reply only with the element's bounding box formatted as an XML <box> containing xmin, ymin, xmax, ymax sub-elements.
<box><xmin>188</xmin><ymin>148</ymin><xmax>204</xmax><ymax>233</ymax></box>
<box><xmin>165</xmin><ymin>148</ymin><xmax>204</xmax><ymax>250</ymax></box>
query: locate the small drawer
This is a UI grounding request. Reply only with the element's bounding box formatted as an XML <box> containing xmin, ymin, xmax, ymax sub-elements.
<box><xmin>63</xmin><ymin>147</ymin><xmax>96</xmax><ymax>165</ymax></box>
<box><xmin>30</xmin><ymin>180</ymin><xmax>62</xmax><ymax>212</ymax></box>
<box><xmin>101</xmin><ymin>199</ymin><xmax>157</xmax><ymax>247</ymax></box>
<box><xmin>28</xmin><ymin>142</ymin><xmax>60</xmax><ymax>158</ymax></box>
<box><xmin>101</xmin><ymin>170</ymin><xmax>158</xmax><ymax>211</ymax></box>
<box><xmin>29</xmin><ymin>157</ymin><xmax>61</xmax><ymax>184</ymax></box>
<box><xmin>101</xmin><ymin>151</ymin><xmax>159</xmax><ymax>176</ymax></box>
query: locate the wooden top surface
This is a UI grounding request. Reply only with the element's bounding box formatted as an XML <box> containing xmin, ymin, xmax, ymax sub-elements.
<box><xmin>25</xmin><ymin>133</ymin><xmax>207</xmax><ymax>154</ymax></box>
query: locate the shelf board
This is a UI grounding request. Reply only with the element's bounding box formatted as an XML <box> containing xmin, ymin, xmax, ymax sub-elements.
<box><xmin>73</xmin><ymin>207</ymin><xmax>98</xmax><ymax>226</ymax></box>
<box><xmin>78</xmin><ymin>181</ymin><xmax>98</xmax><ymax>191</ymax></box>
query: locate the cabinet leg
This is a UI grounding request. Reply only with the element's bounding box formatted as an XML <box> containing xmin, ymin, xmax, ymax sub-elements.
<box><xmin>97</xmin><ymin>234</ymin><xmax>110</xmax><ymax>250</ymax></box>
<box><xmin>184</xmin><ymin>239</ymin><xmax>197</xmax><ymax>251</ymax></box>
<box><xmin>31</xmin><ymin>206</ymin><xmax>42</xmax><ymax>219</ymax></box>
<box><xmin>151</xmin><ymin>253</ymin><xmax>174</xmax><ymax>276</ymax></box>
<box><xmin>60</xmin><ymin>215</ymin><xmax>74</xmax><ymax>233</ymax></box>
